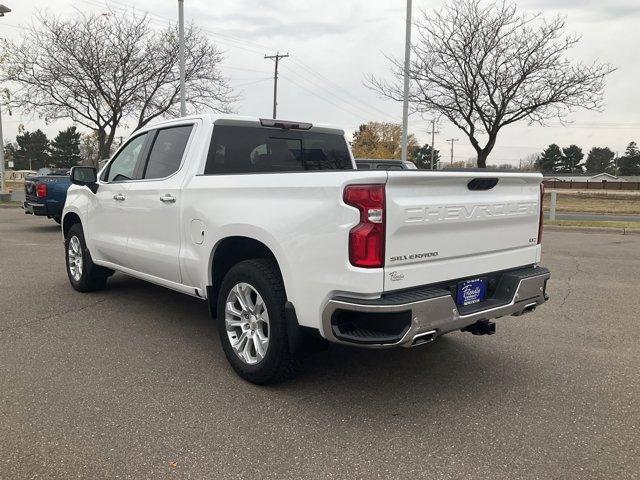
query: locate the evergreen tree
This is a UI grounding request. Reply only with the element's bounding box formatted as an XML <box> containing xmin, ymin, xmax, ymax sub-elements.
<box><xmin>3</xmin><ymin>142</ymin><xmax>17</xmax><ymax>168</ymax></box>
<box><xmin>537</xmin><ymin>144</ymin><xmax>563</xmax><ymax>173</ymax></box>
<box><xmin>584</xmin><ymin>147</ymin><xmax>615</xmax><ymax>174</ymax></box>
<box><xmin>13</xmin><ymin>129</ymin><xmax>50</xmax><ymax>170</ymax></box>
<box><xmin>410</xmin><ymin>144</ymin><xmax>441</xmax><ymax>169</ymax></box>
<box><xmin>618</xmin><ymin>141</ymin><xmax>640</xmax><ymax>176</ymax></box>
<box><xmin>50</xmin><ymin>126</ymin><xmax>81</xmax><ymax>168</ymax></box>
<box><xmin>560</xmin><ymin>145</ymin><xmax>584</xmax><ymax>173</ymax></box>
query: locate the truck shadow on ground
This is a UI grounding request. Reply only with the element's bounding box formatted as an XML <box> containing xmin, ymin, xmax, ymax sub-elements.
<box><xmin>102</xmin><ymin>273</ymin><xmax>532</xmax><ymax>412</ymax></box>
<box><xmin>16</xmin><ymin>222</ymin><xmax>62</xmax><ymax>233</ymax></box>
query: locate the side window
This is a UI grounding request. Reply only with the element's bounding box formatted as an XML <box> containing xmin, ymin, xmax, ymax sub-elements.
<box><xmin>143</xmin><ymin>125</ymin><xmax>193</xmax><ymax>180</ymax></box>
<box><xmin>105</xmin><ymin>133</ymin><xmax>148</xmax><ymax>182</ymax></box>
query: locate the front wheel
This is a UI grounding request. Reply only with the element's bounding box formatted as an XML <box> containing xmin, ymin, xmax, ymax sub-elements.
<box><xmin>65</xmin><ymin>223</ymin><xmax>110</xmax><ymax>292</ymax></box>
<box><xmin>217</xmin><ymin>259</ymin><xmax>298</xmax><ymax>384</ymax></box>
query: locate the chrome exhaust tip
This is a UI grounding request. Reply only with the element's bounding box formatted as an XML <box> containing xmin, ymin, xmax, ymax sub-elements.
<box><xmin>513</xmin><ymin>302</ymin><xmax>537</xmax><ymax>316</ymax></box>
<box><xmin>410</xmin><ymin>330</ymin><xmax>437</xmax><ymax>347</ymax></box>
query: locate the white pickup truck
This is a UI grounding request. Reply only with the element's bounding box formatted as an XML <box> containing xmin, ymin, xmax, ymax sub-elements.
<box><xmin>62</xmin><ymin>115</ymin><xmax>550</xmax><ymax>384</ymax></box>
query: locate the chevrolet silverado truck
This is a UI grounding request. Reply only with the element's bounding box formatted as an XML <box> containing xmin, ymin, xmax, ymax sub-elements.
<box><xmin>61</xmin><ymin>115</ymin><xmax>550</xmax><ymax>384</ymax></box>
<box><xmin>24</xmin><ymin>168</ymin><xmax>72</xmax><ymax>224</ymax></box>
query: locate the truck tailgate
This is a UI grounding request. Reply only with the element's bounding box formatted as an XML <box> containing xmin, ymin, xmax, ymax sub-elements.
<box><xmin>384</xmin><ymin>171</ymin><xmax>542</xmax><ymax>291</ymax></box>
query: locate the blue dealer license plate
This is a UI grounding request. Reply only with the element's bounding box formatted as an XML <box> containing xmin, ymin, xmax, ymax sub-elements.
<box><xmin>456</xmin><ymin>278</ymin><xmax>486</xmax><ymax>306</ymax></box>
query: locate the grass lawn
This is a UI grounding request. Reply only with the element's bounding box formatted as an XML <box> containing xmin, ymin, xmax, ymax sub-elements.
<box><xmin>547</xmin><ymin>219</ymin><xmax>640</xmax><ymax>231</ymax></box>
<box><xmin>543</xmin><ymin>191</ymin><xmax>640</xmax><ymax>215</ymax></box>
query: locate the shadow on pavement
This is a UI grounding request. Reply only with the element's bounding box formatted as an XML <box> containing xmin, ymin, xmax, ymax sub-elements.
<box><xmin>100</xmin><ymin>272</ymin><xmax>529</xmax><ymax>412</ymax></box>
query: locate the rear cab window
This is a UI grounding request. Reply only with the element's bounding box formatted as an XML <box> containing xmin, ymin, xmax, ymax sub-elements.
<box><xmin>204</xmin><ymin>125</ymin><xmax>353</xmax><ymax>174</ymax></box>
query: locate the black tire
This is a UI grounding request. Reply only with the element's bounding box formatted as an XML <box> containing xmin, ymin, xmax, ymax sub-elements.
<box><xmin>64</xmin><ymin>223</ymin><xmax>110</xmax><ymax>292</ymax></box>
<box><xmin>53</xmin><ymin>216</ymin><xmax>61</xmax><ymax>224</ymax></box>
<box><xmin>217</xmin><ymin>259</ymin><xmax>298</xmax><ymax>385</ymax></box>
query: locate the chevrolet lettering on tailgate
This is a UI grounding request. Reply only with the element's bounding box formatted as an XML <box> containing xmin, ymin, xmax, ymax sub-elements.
<box><xmin>404</xmin><ymin>202</ymin><xmax>538</xmax><ymax>223</ymax></box>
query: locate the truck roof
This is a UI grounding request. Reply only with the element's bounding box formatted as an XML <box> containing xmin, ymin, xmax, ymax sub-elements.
<box><xmin>146</xmin><ymin>114</ymin><xmax>345</xmax><ymax>136</ymax></box>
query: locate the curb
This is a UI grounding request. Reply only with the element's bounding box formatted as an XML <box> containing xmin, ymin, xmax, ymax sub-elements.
<box><xmin>0</xmin><ymin>203</ymin><xmax>21</xmax><ymax>209</ymax></box>
<box><xmin>546</xmin><ymin>225</ymin><xmax>640</xmax><ymax>235</ymax></box>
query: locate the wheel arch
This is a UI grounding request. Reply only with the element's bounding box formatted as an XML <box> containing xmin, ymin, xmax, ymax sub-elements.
<box><xmin>62</xmin><ymin>211</ymin><xmax>82</xmax><ymax>239</ymax></box>
<box><xmin>207</xmin><ymin>236</ymin><xmax>286</xmax><ymax>319</ymax></box>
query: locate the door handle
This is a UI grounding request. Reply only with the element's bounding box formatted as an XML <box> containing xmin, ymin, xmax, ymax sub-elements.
<box><xmin>160</xmin><ymin>194</ymin><xmax>176</xmax><ymax>203</ymax></box>
<box><xmin>113</xmin><ymin>193</ymin><xmax>126</xmax><ymax>201</ymax></box>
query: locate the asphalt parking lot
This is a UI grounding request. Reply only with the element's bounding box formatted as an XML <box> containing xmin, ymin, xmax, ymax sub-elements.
<box><xmin>1</xmin><ymin>207</ymin><xmax>638</xmax><ymax>479</ymax></box>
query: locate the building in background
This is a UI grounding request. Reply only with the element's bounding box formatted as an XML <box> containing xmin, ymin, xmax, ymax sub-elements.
<box><xmin>543</xmin><ymin>173</ymin><xmax>625</xmax><ymax>182</ymax></box>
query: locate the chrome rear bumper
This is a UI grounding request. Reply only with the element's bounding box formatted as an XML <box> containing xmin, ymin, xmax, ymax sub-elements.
<box><xmin>322</xmin><ymin>266</ymin><xmax>550</xmax><ymax>348</ymax></box>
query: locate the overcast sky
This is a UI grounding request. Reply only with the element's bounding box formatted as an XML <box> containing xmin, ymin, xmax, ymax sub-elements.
<box><xmin>1</xmin><ymin>0</ymin><xmax>639</xmax><ymax>165</ymax></box>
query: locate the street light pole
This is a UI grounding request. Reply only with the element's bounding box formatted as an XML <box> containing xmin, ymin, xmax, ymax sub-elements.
<box><xmin>0</xmin><ymin>4</ymin><xmax>11</xmax><ymax>194</ymax></box>
<box><xmin>0</xmin><ymin>102</ymin><xmax>5</xmax><ymax>194</ymax></box>
<box><xmin>178</xmin><ymin>0</ymin><xmax>186</xmax><ymax>117</ymax></box>
<box><xmin>400</xmin><ymin>0</ymin><xmax>412</xmax><ymax>163</ymax></box>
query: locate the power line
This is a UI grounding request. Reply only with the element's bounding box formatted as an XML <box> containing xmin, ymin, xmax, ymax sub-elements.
<box><xmin>83</xmin><ymin>0</ymin><xmax>398</xmax><ymax>124</ymax></box>
<box><xmin>228</xmin><ymin>76</ymin><xmax>274</xmax><ymax>81</ymax></box>
<box><xmin>42</xmin><ymin>0</ymin><xmax>380</xmax><ymax>124</ymax></box>
<box><xmin>225</xmin><ymin>66</ymin><xmax>273</xmax><ymax>75</ymax></box>
<box><xmin>116</xmin><ymin>3</ymin><xmax>398</xmax><ymax>121</ymax></box>
<box><xmin>0</xmin><ymin>22</ymin><xmax>26</xmax><ymax>30</ymax></box>
<box><xmin>83</xmin><ymin>0</ymin><xmax>269</xmax><ymax>56</ymax></box>
<box><xmin>280</xmin><ymin>64</ymin><xmax>396</xmax><ymax>122</ymax></box>
<box><xmin>279</xmin><ymin>75</ymin><xmax>371</xmax><ymax>122</ymax></box>
<box><xmin>289</xmin><ymin>57</ymin><xmax>397</xmax><ymax>121</ymax></box>
<box><xmin>232</xmin><ymin>78</ymin><xmax>273</xmax><ymax>88</ymax></box>
<box><xmin>107</xmin><ymin>0</ymin><xmax>275</xmax><ymax>54</ymax></box>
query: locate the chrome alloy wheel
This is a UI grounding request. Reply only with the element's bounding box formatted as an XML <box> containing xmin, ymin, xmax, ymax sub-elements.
<box><xmin>225</xmin><ymin>282</ymin><xmax>270</xmax><ymax>365</ymax></box>
<box><xmin>68</xmin><ymin>236</ymin><xmax>83</xmax><ymax>282</ymax></box>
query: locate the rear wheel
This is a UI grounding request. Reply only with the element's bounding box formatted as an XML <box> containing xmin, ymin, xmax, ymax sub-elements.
<box><xmin>65</xmin><ymin>223</ymin><xmax>110</xmax><ymax>292</ymax></box>
<box><xmin>217</xmin><ymin>259</ymin><xmax>298</xmax><ymax>384</ymax></box>
<box><xmin>53</xmin><ymin>216</ymin><xmax>61</xmax><ymax>224</ymax></box>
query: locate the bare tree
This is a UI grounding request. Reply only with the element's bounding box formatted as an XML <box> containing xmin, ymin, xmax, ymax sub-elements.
<box><xmin>1</xmin><ymin>9</ymin><xmax>234</xmax><ymax>159</ymax></box>
<box><xmin>367</xmin><ymin>0</ymin><xmax>615</xmax><ymax>167</ymax></box>
<box><xmin>519</xmin><ymin>153</ymin><xmax>540</xmax><ymax>171</ymax></box>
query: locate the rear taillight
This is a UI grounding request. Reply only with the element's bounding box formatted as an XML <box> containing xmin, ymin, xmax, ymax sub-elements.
<box><xmin>538</xmin><ymin>183</ymin><xmax>544</xmax><ymax>244</ymax></box>
<box><xmin>36</xmin><ymin>183</ymin><xmax>47</xmax><ymax>198</ymax></box>
<box><xmin>344</xmin><ymin>184</ymin><xmax>385</xmax><ymax>268</ymax></box>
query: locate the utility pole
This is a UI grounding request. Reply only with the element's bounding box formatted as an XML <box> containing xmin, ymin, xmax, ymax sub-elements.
<box><xmin>400</xmin><ymin>0</ymin><xmax>412</xmax><ymax>163</ymax></box>
<box><xmin>426</xmin><ymin>119</ymin><xmax>439</xmax><ymax>170</ymax></box>
<box><xmin>264</xmin><ymin>52</ymin><xmax>289</xmax><ymax>119</ymax></box>
<box><xmin>178</xmin><ymin>0</ymin><xmax>186</xmax><ymax>117</ymax></box>
<box><xmin>447</xmin><ymin>138</ymin><xmax>459</xmax><ymax>166</ymax></box>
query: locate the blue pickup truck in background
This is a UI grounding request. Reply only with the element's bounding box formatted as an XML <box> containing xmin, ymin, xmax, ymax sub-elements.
<box><xmin>23</xmin><ymin>168</ymin><xmax>72</xmax><ymax>224</ymax></box>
